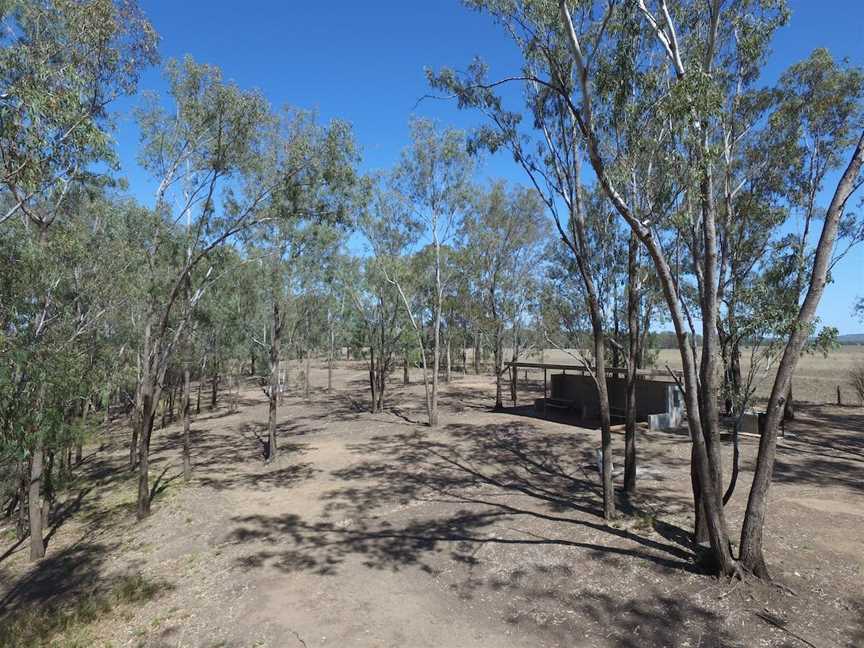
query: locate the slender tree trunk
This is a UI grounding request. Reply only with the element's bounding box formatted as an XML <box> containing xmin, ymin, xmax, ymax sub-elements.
<box><xmin>624</xmin><ymin>232</ymin><xmax>639</xmax><ymax>495</ymax></box>
<box><xmin>375</xmin><ymin>356</ymin><xmax>387</xmax><ymax>412</ymax></box>
<box><xmin>230</xmin><ymin>373</ymin><xmax>239</xmax><ymax>412</ymax></box>
<box><xmin>328</xmin><ymin>327</ymin><xmax>334</xmax><ymax>393</ymax></box>
<box><xmin>129</xmin><ymin>409</ymin><xmax>139</xmax><ymax>469</ymax></box>
<box><xmin>691</xmin><ymin>457</ymin><xmax>709</xmax><ymax>543</ymax></box>
<box><xmin>76</xmin><ymin>397</ymin><xmax>90</xmax><ymax>465</ymax></box>
<box><xmin>304</xmin><ymin>352</ymin><xmax>310</xmax><ymax>400</ymax></box>
<box><xmin>723</xmin><ymin>419</ymin><xmax>741</xmax><ymax>505</ymax></box>
<box><xmin>567</xmin><ymin>198</ymin><xmax>615</xmax><ymax>519</ymax></box>
<box><xmin>16</xmin><ymin>464</ymin><xmax>28</xmax><ymax>541</ymax></box>
<box><xmin>102</xmin><ymin>382</ymin><xmax>112</xmax><ymax>427</ymax></box>
<box><xmin>740</xmin><ymin>130</ymin><xmax>864</xmax><ymax>578</ymax></box>
<box><xmin>783</xmin><ymin>382</ymin><xmax>795</xmax><ymax>420</ymax></box>
<box><xmin>431</xmin><ymin>337</ymin><xmax>440</xmax><ymax>426</ymax></box>
<box><xmin>160</xmin><ymin>390</ymin><xmax>168</xmax><ymax>430</ymax></box>
<box><xmin>28</xmin><ymin>441</ymin><xmax>45</xmax><ymax>561</ymax></box>
<box><xmin>403</xmin><ymin>354</ymin><xmax>410</xmax><ymax>385</ymax></box>
<box><xmin>731</xmin><ymin>339</ymin><xmax>743</xmax><ymax>415</ymax></box>
<box><xmin>283</xmin><ymin>356</ymin><xmax>290</xmax><ymax>401</ymax></box>
<box><xmin>369</xmin><ymin>347</ymin><xmax>378</xmax><ymax>413</ymax></box>
<box><xmin>136</xmin><ymin>319</ymin><xmax>156</xmax><ymax>520</ymax></box>
<box><xmin>136</xmin><ymin>402</ymin><xmax>155</xmax><ymax>519</ymax></box>
<box><xmin>493</xmin><ymin>325</ymin><xmax>504</xmax><ymax>411</ymax></box>
<box><xmin>474</xmin><ymin>329</ymin><xmax>481</xmax><ymax>374</ymax></box>
<box><xmin>445</xmin><ymin>338</ymin><xmax>451</xmax><ymax>383</ymax></box>
<box><xmin>694</xmin><ymin>152</ymin><xmax>729</xmax><ymax>560</ymax></box>
<box><xmin>592</xmin><ymin>325</ymin><xmax>616</xmax><ymax>520</ymax></box>
<box><xmin>41</xmin><ymin>451</ymin><xmax>53</xmax><ymax>532</ymax></box>
<box><xmin>210</xmin><ymin>372</ymin><xmax>218</xmax><ymax>410</ymax></box>
<box><xmin>182</xmin><ymin>363</ymin><xmax>191</xmax><ymax>481</ymax></box>
<box><xmin>267</xmin><ymin>300</ymin><xmax>280</xmax><ymax>462</ymax></box>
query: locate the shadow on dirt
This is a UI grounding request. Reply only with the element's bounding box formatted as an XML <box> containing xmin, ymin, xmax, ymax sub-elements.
<box><xmin>226</xmin><ymin>420</ymin><xmax>701</xmax><ymax>582</ymax></box>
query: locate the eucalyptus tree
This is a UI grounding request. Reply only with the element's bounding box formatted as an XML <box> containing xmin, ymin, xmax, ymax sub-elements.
<box><xmin>0</xmin><ymin>190</ymin><xmax>147</xmax><ymax>559</ymax></box>
<box><xmin>356</xmin><ymin>187</ymin><xmax>427</xmax><ymax>415</ymax></box>
<box><xmin>391</xmin><ymin>118</ymin><xmax>474</xmax><ymax>427</ymax></box>
<box><xmin>0</xmin><ymin>0</ymin><xmax>156</xmax><ymax>559</ymax></box>
<box><xmin>0</xmin><ymin>0</ymin><xmax>157</xmax><ymax>229</ymax></box>
<box><xmin>325</xmin><ymin>276</ymin><xmax>349</xmax><ymax>392</ymax></box>
<box><xmin>345</xmin><ymin>257</ymin><xmax>409</xmax><ymax>413</ymax></box>
<box><xmin>248</xmin><ymin>110</ymin><xmax>357</xmax><ymax>462</ymax></box>
<box><xmin>292</xmin><ymin>228</ymin><xmax>345</xmax><ymax>401</ymax></box>
<box><xmin>170</xmin><ymin>246</ymin><xmax>257</xmax><ymax>480</ymax></box>
<box><xmin>131</xmin><ymin>57</ymin><xmax>287</xmax><ymax>518</ymax></box>
<box><xmin>760</xmin><ymin>49</ymin><xmax>864</xmax><ymax>420</ymax></box>
<box><xmin>431</xmin><ymin>58</ymin><xmax>628</xmax><ymax>519</ymax></box>
<box><xmin>464</xmin><ymin>181</ymin><xmax>548</xmax><ymax>410</ymax></box>
<box><xmin>434</xmin><ymin>0</ymin><xmax>864</xmax><ymax>578</ymax></box>
<box><xmin>315</xmin><ymin>251</ymin><xmax>352</xmax><ymax>393</ymax></box>
<box><xmin>621</xmin><ymin>230</ymin><xmax>663</xmax><ymax>495</ymax></box>
<box><xmin>735</xmin><ymin>49</ymin><xmax>864</xmax><ymax>574</ymax></box>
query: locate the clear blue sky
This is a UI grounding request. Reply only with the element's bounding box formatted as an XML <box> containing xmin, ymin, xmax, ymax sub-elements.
<box><xmin>112</xmin><ymin>1</ymin><xmax>864</xmax><ymax>334</ymax></box>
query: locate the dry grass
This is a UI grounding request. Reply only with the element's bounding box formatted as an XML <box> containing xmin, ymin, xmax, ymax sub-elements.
<box><xmin>0</xmin><ymin>573</ymin><xmax>167</xmax><ymax>648</ymax></box>
<box><xmin>512</xmin><ymin>345</ymin><xmax>864</xmax><ymax>405</ymax></box>
<box><xmin>655</xmin><ymin>346</ymin><xmax>864</xmax><ymax>404</ymax></box>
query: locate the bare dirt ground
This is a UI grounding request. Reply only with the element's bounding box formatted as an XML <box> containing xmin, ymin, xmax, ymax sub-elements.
<box><xmin>1</xmin><ymin>362</ymin><xmax>863</xmax><ymax>647</ymax></box>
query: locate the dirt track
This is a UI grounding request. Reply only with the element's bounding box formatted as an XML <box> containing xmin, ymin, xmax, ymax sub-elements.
<box><xmin>1</xmin><ymin>362</ymin><xmax>863</xmax><ymax>647</ymax></box>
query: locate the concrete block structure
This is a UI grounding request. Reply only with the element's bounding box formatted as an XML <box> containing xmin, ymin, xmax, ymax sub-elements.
<box><xmin>508</xmin><ymin>362</ymin><xmax>685</xmax><ymax>431</ymax></box>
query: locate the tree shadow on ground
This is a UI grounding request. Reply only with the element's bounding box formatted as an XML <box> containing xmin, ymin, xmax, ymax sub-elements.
<box><xmin>149</xmin><ymin>465</ymin><xmax>182</xmax><ymax>502</ymax></box>
<box><xmin>562</xmin><ymin>588</ymin><xmax>736</xmax><ymax>647</ymax></box>
<box><xmin>0</xmin><ymin>538</ymin><xmax>173</xmax><ymax>646</ymax></box>
<box><xmin>197</xmin><ymin>455</ymin><xmax>317</xmax><ymax>491</ymax></box>
<box><xmin>226</xmin><ymin>420</ymin><xmax>702</xmax><ymax>581</ymax></box>
<box><xmin>0</xmin><ymin>540</ymin><xmax>118</xmax><ymax>614</ymax></box>
<box><xmin>771</xmin><ymin>405</ymin><xmax>864</xmax><ymax>494</ymax></box>
<box><xmin>0</xmin><ymin>482</ymin><xmax>94</xmax><ymax>567</ymax></box>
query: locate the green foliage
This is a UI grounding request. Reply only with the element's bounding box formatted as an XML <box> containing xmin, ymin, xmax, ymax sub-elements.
<box><xmin>464</xmin><ymin>180</ymin><xmax>549</xmax><ymax>344</ymax></box>
<box><xmin>0</xmin><ymin>0</ymin><xmax>157</xmax><ymax>226</ymax></box>
<box><xmin>0</xmin><ymin>193</ymin><xmax>145</xmax><ymax>466</ymax></box>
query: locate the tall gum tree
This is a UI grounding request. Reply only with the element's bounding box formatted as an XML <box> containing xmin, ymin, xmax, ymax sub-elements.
<box><xmin>432</xmin><ymin>0</ymin><xmax>863</xmax><ymax>577</ymax></box>
<box><xmin>391</xmin><ymin>119</ymin><xmax>474</xmax><ymax>428</ymax></box>
<box><xmin>357</xmin><ymin>186</ymin><xmax>430</xmax><ymax>418</ymax></box>
<box><xmin>0</xmin><ymin>0</ymin><xmax>157</xmax><ymax>228</ymax></box>
<box><xmin>132</xmin><ymin>57</ymin><xmax>282</xmax><ymax>519</ymax></box>
<box><xmin>0</xmin><ymin>0</ymin><xmax>156</xmax><ymax>560</ymax></box>
<box><xmin>248</xmin><ymin>112</ymin><xmax>357</xmax><ymax>462</ymax></box>
<box><xmin>464</xmin><ymin>181</ymin><xmax>548</xmax><ymax>412</ymax></box>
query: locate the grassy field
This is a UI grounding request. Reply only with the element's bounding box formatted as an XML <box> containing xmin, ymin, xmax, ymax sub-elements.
<box><xmin>656</xmin><ymin>345</ymin><xmax>864</xmax><ymax>405</ymax></box>
<box><xmin>503</xmin><ymin>345</ymin><xmax>864</xmax><ymax>406</ymax></box>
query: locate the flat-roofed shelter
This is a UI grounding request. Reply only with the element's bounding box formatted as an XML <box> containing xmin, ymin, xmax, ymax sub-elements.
<box><xmin>505</xmin><ymin>361</ymin><xmax>685</xmax><ymax>431</ymax></box>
